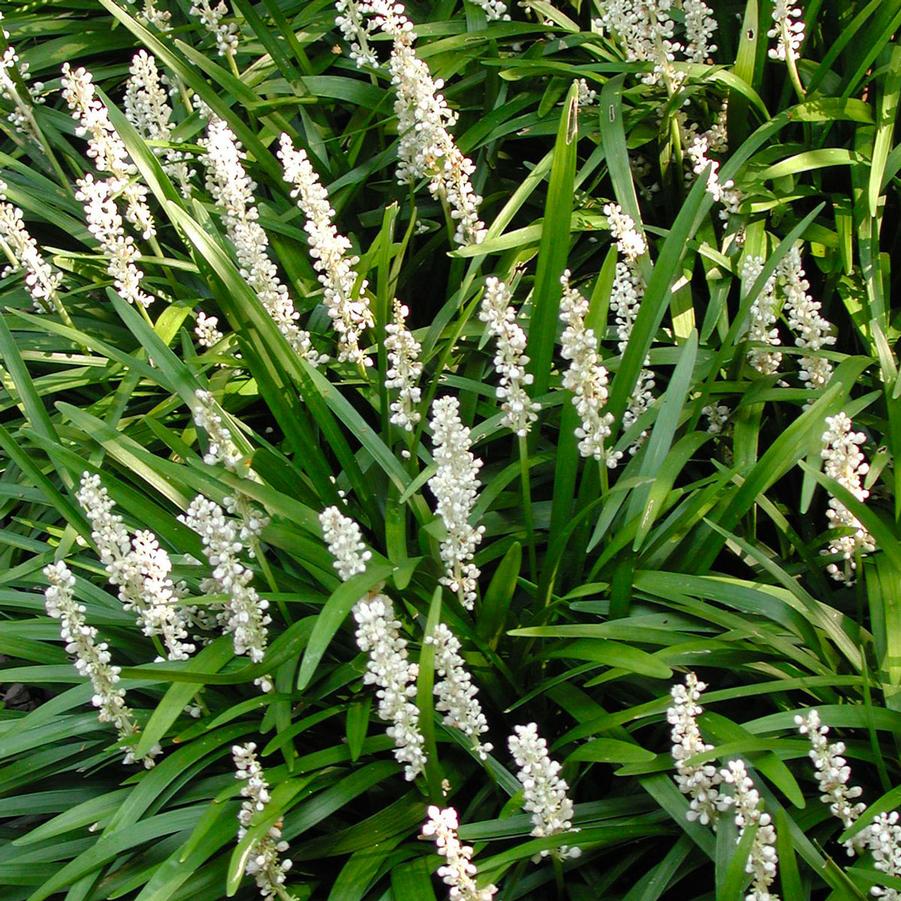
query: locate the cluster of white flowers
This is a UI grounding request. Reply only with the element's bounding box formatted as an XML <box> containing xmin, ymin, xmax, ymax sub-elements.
<box><xmin>139</xmin><ymin>0</ymin><xmax>172</xmax><ymax>31</ymax></box>
<box><xmin>335</xmin><ymin>0</ymin><xmax>413</xmax><ymax>68</ymax></box>
<box><xmin>741</xmin><ymin>255</ymin><xmax>782</xmax><ymax>375</ymax></box>
<box><xmin>699</xmin><ymin>101</ymin><xmax>730</xmax><ymax>155</ymax></box>
<box><xmin>0</xmin><ymin>14</ymin><xmax>44</xmax><ymax>139</ymax></box>
<box><xmin>124</xmin><ymin>51</ymin><xmax>194</xmax><ymax>197</ymax></box>
<box><xmin>721</xmin><ymin>759</ymin><xmax>780</xmax><ymax>901</ymax></box>
<box><xmin>190</xmin><ymin>0</ymin><xmax>239</xmax><ymax>59</ymax></box>
<box><xmin>777</xmin><ymin>245</ymin><xmax>835</xmax><ymax>388</ymax></box>
<box><xmin>353</xmin><ymin>594</ymin><xmax>427</xmax><ymax>780</ymax></box>
<box><xmin>685</xmin><ymin>132</ymin><xmax>742</xmax><ymax>219</ymax></box>
<box><xmin>820</xmin><ymin>413</ymin><xmax>875</xmax><ymax>582</ymax></box>
<box><xmin>669</xmin><ymin>674</ymin><xmax>780</xmax><ymax>896</ymax></box>
<box><xmin>389</xmin><ymin>37</ymin><xmax>486</xmax><ymax>245</ymax></box>
<box><xmin>278</xmin><ymin>134</ymin><xmax>374</xmax><ymax>366</ymax></box>
<box><xmin>428</xmin><ymin>396</ymin><xmax>486</xmax><ymax>610</ymax></box>
<box><xmin>604</xmin><ymin>202</ymin><xmax>647</xmax><ymax>262</ymax></box>
<box><xmin>319</xmin><ymin>505</ymin><xmax>371</xmax><ymax>581</ymax></box>
<box><xmin>44</xmin><ymin>560</ymin><xmax>160</xmax><ymax>767</ymax></box>
<box><xmin>193</xmin><ymin>388</ymin><xmax>245</xmax><ymax>473</ymax></box>
<box><xmin>0</xmin><ymin>180</ymin><xmax>62</xmax><ymax>311</ymax></box>
<box><xmin>182</xmin><ymin>495</ymin><xmax>271</xmax><ymax>673</ymax></box>
<box><xmin>559</xmin><ymin>271</ymin><xmax>620</xmax><ymax>466</ymax></box>
<box><xmin>201</xmin><ymin>117</ymin><xmax>324</xmax><ymax>366</ymax></box>
<box><xmin>190</xmin><ymin>393</ymin><xmax>265</xmax><ymax>545</ymax></box>
<box><xmin>427</xmin><ymin>623</ymin><xmax>492</xmax><ymax>759</ymax></box>
<box><xmin>869</xmin><ymin>814</ymin><xmax>901</xmax><ymax>900</ymax></box>
<box><xmin>75</xmin><ymin>173</ymin><xmax>154</xmax><ymax>308</ymax></box>
<box><xmin>195</xmin><ymin>311</ymin><xmax>224</xmax><ymax>348</ymax></box>
<box><xmin>796</xmin><ymin>710</ymin><xmax>901</xmax><ymax>898</ymax></box>
<box><xmin>667</xmin><ymin>672</ymin><xmax>728</xmax><ymax>826</ymax></box>
<box><xmin>385</xmin><ymin>300</ymin><xmax>423</xmax><ymax>431</ymax></box>
<box><xmin>794</xmin><ymin>710</ymin><xmax>866</xmax><ymax>841</ymax></box>
<box><xmin>604</xmin><ymin>204</ymin><xmax>655</xmax><ymax>441</ymax></box>
<box><xmin>682</xmin><ymin>0</ymin><xmax>719</xmax><ymax>62</ymax></box>
<box><xmin>577</xmin><ymin>78</ymin><xmax>598</xmax><ymax>107</ymax></box>
<box><xmin>508</xmin><ymin>723</ymin><xmax>580</xmax><ymax>859</ymax></box>
<box><xmin>421</xmin><ymin>806</ymin><xmax>498</xmax><ymax>901</ymax></box>
<box><xmin>593</xmin><ymin>0</ymin><xmax>716</xmax><ymax>89</ymax></box>
<box><xmin>336</xmin><ymin>0</ymin><xmax>485</xmax><ymax>244</ymax></box>
<box><xmin>232</xmin><ymin>743</ymin><xmax>293</xmax><ymax>899</ymax></box>
<box><xmin>76</xmin><ymin>473</ymin><xmax>195</xmax><ymax>661</ymax></box>
<box><xmin>610</xmin><ymin>261</ymin><xmax>655</xmax><ymax>439</ymax></box>
<box><xmin>317</xmin><ymin>506</ymin><xmax>425</xmax><ymax>778</ymax></box>
<box><xmin>61</xmin><ymin>63</ymin><xmax>155</xmax><ymax>241</ymax></box>
<box><xmin>593</xmin><ymin>0</ymin><xmax>680</xmax><ymax>88</ymax></box>
<box><xmin>768</xmin><ymin>0</ymin><xmax>805</xmax><ymax>62</ymax></box>
<box><xmin>470</xmin><ymin>0</ymin><xmax>509</xmax><ymax>20</ymax></box>
<box><xmin>701</xmin><ymin>402</ymin><xmax>730</xmax><ymax>435</ymax></box>
<box><xmin>478</xmin><ymin>278</ymin><xmax>539</xmax><ymax>437</ymax></box>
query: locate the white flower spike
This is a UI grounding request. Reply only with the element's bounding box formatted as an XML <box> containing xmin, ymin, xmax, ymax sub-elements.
<box><xmin>820</xmin><ymin>413</ymin><xmax>875</xmax><ymax>582</ymax></box>
<box><xmin>428</xmin><ymin>396</ymin><xmax>486</xmax><ymax>610</ymax></box>
<box><xmin>479</xmin><ymin>278</ymin><xmax>539</xmax><ymax>437</ymax></box>
<box><xmin>427</xmin><ymin>623</ymin><xmax>492</xmax><ymax>759</ymax></box>
<box><xmin>278</xmin><ymin>134</ymin><xmax>374</xmax><ymax>366</ymax></box>
<box><xmin>44</xmin><ymin>560</ymin><xmax>160</xmax><ymax>767</ymax></box>
<box><xmin>354</xmin><ymin>594</ymin><xmax>427</xmax><ymax>780</ymax></box>
<box><xmin>508</xmin><ymin>723</ymin><xmax>580</xmax><ymax>860</ymax></box>
<box><xmin>232</xmin><ymin>743</ymin><xmax>293</xmax><ymax>899</ymax></box>
<box><xmin>422</xmin><ymin>806</ymin><xmax>498</xmax><ymax>900</ymax></box>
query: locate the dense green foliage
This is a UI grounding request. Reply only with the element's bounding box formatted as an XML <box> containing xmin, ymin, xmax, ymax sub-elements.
<box><xmin>1</xmin><ymin>0</ymin><xmax>901</xmax><ymax>898</ymax></box>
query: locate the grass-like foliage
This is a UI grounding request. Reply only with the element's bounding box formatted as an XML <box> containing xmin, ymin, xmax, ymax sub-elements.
<box><xmin>0</xmin><ymin>0</ymin><xmax>900</xmax><ymax>898</ymax></box>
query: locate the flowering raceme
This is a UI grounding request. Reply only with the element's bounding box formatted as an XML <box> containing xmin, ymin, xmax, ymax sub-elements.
<box><xmin>201</xmin><ymin>117</ymin><xmax>324</xmax><ymax>366</ymax></box>
<box><xmin>741</xmin><ymin>255</ymin><xmax>782</xmax><ymax>375</ymax></box>
<box><xmin>320</xmin><ymin>505</ymin><xmax>371</xmax><ymax>580</ymax></box>
<box><xmin>384</xmin><ymin>300</ymin><xmax>423</xmax><ymax>431</ymax></box>
<box><xmin>182</xmin><ymin>494</ymin><xmax>271</xmax><ymax>674</ymax></box>
<box><xmin>44</xmin><ymin>560</ymin><xmax>160</xmax><ymax>767</ymax></box>
<box><xmin>0</xmin><ymin>179</ymin><xmax>62</xmax><ymax>311</ymax></box>
<box><xmin>604</xmin><ymin>204</ymin><xmax>655</xmax><ymax>440</ymax></box>
<box><xmin>668</xmin><ymin>674</ymin><xmax>780</xmax><ymax>899</ymax></box>
<box><xmin>0</xmin><ymin>13</ymin><xmax>44</xmax><ymax>140</ymax></box>
<box><xmin>796</xmin><ymin>710</ymin><xmax>901</xmax><ymax>897</ymax></box>
<box><xmin>559</xmin><ymin>270</ymin><xmax>619</xmax><ymax>466</ymax></box>
<box><xmin>124</xmin><ymin>50</ymin><xmax>194</xmax><ymax>197</ymax></box>
<box><xmin>76</xmin><ymin>473</ymin><xmax>194</xmax><ymax>662</ymax></box>
<box><xmin>777</xmin><ymin>244</ymin><xmax>835</xmax><ymax>388</ymax></box>
<box><xmin>194</xmin><ymin>311</ymin><xmax>224</xmax><ymax>348</ymax></box>
<box><xmin>508</xmin><ymin>723</ymin><xmax>580</xmax><ymax>859</ymax></box>
<box><xmin>232</xmin><ymin>743</ymin><xmax>293</xmax><ymax>899</ymax></box>
<box><xmin>594</xmin><ymin>0</ymin><xmax>718</xmax><ymax>89</ymax></box>
<box><xmin>667</xmin><ymin>672</ymin><xmax>727</xmax><ymax>826</ymax></box>
<box><xmin>768</xmin><ymin>0</ymin><xmax>805</xmax><ymax>62</ymax></box>
<box><xmin>422</xmin><ymin>806</ymin><xmax>497</xmax><ymax>900</ymax></box>
<box><xmin>795</xmin><ymin>710</ymin><xmax>866</xmax><ymax>843</ymax></box>
<box><xmin>479</xmin><ymin>278</ymin><xmax>539</xmax><ymax>437</ymax></box>
<box><xmin>335</xmin><ymin>0</ymin><xmax>413</xmax><ymax>68</ymax></box>
<box><xmin>721</xmin><ymin>759</ymin><xmax>779</xmax><ymax>901</ymax></box>
<box><xmin>428</xmin><ymin>395</ymin><xmax>486</xmax><ymax>609</ymax></box>
<box><xmin>319</xmin><ymin>505</ymin><xmax>426</xmax><ymax>779</ymax></box>
<box><xmin>193</xmin><ymin>388</ymin><xmax>246</xmax><ymax>473</ymax></box>
<box><xmin>61</xmin><ymin>63</ymin><xmax>155</xmax><ymax>240</ymax></box>
<box><xmin>190</xmin><ymin>0</ymin><xmax>239</xmax><ymax>59</ymax></box>
<box><xmin>75</xmin><ymin>173</ymin><xmax>153</xmax><ymax>308</ymax></box>
<box><xmin>354</xmin><ymin>594</ymin><xmax>427</xmax><ymax>780</ymax></box>
<box><xmin>337</xmin><ymin>0</ymin><xmax>486</xmax><ymax>245</ymax></box>
<box><xmin>427</xmin><ymin>623</ymin><xmax>492</xmax><ymax>759</ymax></box>
<box><xmin>278</xmin><ymin>133</ymin><xmax>374</xmax><ymax>367</ymax></box>
<box><xmin>820</xmin><ymin>413</ymin><xmax>875</xmax><ymax>582</ymax></box>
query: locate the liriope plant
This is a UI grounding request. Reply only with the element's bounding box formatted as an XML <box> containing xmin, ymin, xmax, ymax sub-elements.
<box><xmin>0</xmin><ymin>0</ymin><xmax>898</xmax><ymax>899</ymax></box>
